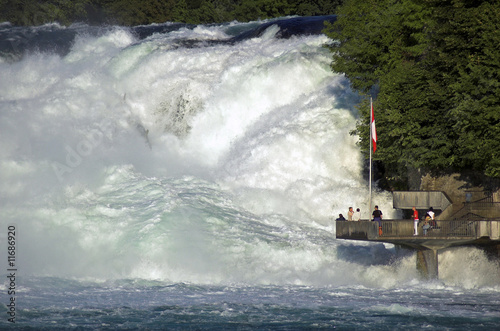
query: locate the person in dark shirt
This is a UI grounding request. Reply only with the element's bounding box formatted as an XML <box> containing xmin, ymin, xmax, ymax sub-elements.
<box><xmin>372</xmin><ymin>205</ymin><xmax>382</xmax><ymax>227</ymax></box>
<box><xmin>336</xmin><ymin>214</ymin><xmax>346</xmax><ymax>221</ymax></box>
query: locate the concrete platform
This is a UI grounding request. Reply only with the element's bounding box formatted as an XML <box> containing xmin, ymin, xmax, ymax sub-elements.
<box><xmin>336</xmin><ymin>220</ymin><xmax>500</xmax><ymax>279</ymax></box>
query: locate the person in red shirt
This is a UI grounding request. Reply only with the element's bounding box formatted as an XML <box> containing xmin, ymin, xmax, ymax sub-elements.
<box><xmin>412</xmin><ymin>207</ymin><xmax>419</xmax><ymax>236</ymax></box>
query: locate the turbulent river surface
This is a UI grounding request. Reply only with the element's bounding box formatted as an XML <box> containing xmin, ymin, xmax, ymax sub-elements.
<box><xmin>0</xmin><ymin>16</ymin><xmax>499</xmax><ymax>329</ymax></box>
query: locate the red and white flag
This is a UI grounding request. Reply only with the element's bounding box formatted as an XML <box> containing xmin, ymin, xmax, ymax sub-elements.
<box><xmin>371</xmin><ymin>103</ymin><xmax>377</xmax><ymax>153</ymax></box>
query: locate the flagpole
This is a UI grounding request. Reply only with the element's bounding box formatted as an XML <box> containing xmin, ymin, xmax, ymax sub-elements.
<box><xmin>369</xmin><ymin>97</ymin><xmax>373</xmax><ymax>219</ymax></box>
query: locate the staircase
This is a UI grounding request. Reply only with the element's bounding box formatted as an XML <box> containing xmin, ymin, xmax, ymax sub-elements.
<box><xmin>450</xmin><ymin>193</ymin><xmax>500</xmax><ymax>221</ymax></box>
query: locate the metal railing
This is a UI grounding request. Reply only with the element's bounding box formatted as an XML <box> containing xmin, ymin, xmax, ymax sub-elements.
<box><xmin>451</xmin><ymin>194</ymin><xmax>500</xmax><ymax>220</ymax></box>
<box><xmin>379</xmin><ymin>220</ymin><xmax>478</xmax><ymax>238</ymax></box>
<box><xmin>336</xmin><ymin>220</ymin><xmax>482</xmax><ymax>239</ymax></box>
<box><xmin>464</xmin><ymin>201</ymin><xmax>500</xmax><ymax>211</ymax></box>
<box><xmin>379</xmin><ymin>220</ymin><xmax>413</xmax><ymax>237</ymax></box>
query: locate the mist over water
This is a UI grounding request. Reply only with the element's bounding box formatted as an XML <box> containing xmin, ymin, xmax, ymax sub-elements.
<box><xmin>1</xmin><ymin>18</ymin><xmax>499</xmax><ymax>292</ymax></box>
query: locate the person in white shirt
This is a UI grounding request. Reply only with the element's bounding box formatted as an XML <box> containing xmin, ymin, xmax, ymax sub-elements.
<box><xmin>348</xmin><ymin>207</ymin><xmax>354</xmax><ymax>221</ymax></box>
<box><xmin>427</xmin><ymin>207</ymin><xmax>435</xmax><ymax>226</ymax></box>
<box><xmin>352</xmin><ymin>208</ymin><xmax>361</xmax><ymax>221</ymax></box>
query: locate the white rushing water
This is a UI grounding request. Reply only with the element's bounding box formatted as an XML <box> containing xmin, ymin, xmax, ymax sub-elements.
<box><xmin>0</xmin><ymin>20</ymin><xmax>498</xmax><ymax>292</ymax></box>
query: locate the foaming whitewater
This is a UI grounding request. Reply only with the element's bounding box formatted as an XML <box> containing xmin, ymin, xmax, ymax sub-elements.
<box><xmin>1</xmin><ymin>18</ymin><xmax>498</xmax><ymax>286</ymax></box>
<box><xmin>0</xmin><ymin>17</ymin><xmax>499</xmax><ymax>329</ymax></box>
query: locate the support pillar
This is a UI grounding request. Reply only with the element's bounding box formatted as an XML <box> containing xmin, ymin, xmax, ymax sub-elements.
<box><xmin>416</xmin><ymin>249</ymin><xmax>438</xmax><ymax>279</ymax></box>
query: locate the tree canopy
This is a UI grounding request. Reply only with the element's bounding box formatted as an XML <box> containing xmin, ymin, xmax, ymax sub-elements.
<box><xmin>0</xmin><ymin>0</ymin><xmax>342</xmax><ymax>26</ymax></box>
<box><xmin>324</xmin><ymin>0</ymin><xmax>500</xmax><ymax>186</ymax></box>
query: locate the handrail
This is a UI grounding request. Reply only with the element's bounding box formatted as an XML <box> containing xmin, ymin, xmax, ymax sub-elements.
<box><xmin>378</xmin><ymin>220</ymin><xmax>478</xmax><ymax>238</ymax></box>
<box><xmin>450</xmin><ymin>201</ymin><xmax>500</xmax><ymax>220</ymax></box>
<box><xmin>336</xmin><ymin>219</ymin><xmax>499</xmax><ymax>239</ymax></box>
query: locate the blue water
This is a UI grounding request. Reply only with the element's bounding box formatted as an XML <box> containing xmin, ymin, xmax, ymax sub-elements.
<box><xmin>0</xmin><ymin>17</ymin><xmax>499</xmax><ymax>329</ymax></box>
<box><xmin>2</xmin><ymin>279</ymin><xmax>500</xmax><ymax>329</ymax></box>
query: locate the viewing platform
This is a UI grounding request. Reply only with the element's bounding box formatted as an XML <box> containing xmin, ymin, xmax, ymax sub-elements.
<box><xmin>336</xmin><ymin>219</ymin><xmax>500</xmax><ymax>279</ymax></box>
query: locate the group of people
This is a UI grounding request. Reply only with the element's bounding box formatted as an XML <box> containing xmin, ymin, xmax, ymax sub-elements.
<box><xmin>336</xmin><ymin>207</ymin><xmax>361</xmax><ymax>221</ymax></box>
<box><xmin>336</xmin><ymin>204</ymin><xmax>438</xmax><ymax>236</ymax></box>
<box><xmin>335</xmin><ymin>205</ymin><xmax>383</xmax><ymax>224</ymax></box>
<box><xmin>412</xmin><ymin>206</ymin><xmax>435</xmax><ymax>236</ymax></box>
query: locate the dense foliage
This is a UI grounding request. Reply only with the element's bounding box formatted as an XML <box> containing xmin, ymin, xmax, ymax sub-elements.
<box><xmin>325</xmin><ymin>0</ymin><xmax>500</xmax><ymax>185</ymax></box>
<box><xmin>0</xmin><ymin>0</ymin><xmax>341</xmax><ymax>26</ymax></box>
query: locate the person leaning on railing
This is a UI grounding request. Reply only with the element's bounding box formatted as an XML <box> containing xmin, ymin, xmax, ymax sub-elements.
<box><xmin>427</xmin><ymin>207</ymin><xmax>436</xmax><ymax>227</ymax></box>
<box><xmin>372</xmin><ymin>205</ymin><xmax>382</xmax><ymax>227</ymax></box>
<box><xmin>423</xmin><ymin>215</ymin><xmax>432</xmax><ymax>235</ymax></box>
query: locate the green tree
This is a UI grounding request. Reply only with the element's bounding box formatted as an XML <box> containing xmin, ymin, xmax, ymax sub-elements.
<box><xmin>325</xmin><ymin>0</ymin><xmax>500</xmax><ymax>183</ymax></box>
<box><xmin>425</xmin><ymin>0</ymin><xmax>500</xmax><ymax>177</ymax></box>
<box><xmin>233</xmin><ymin>0</ymin><xmax>291</xmax><ymax>22</ymax></box>
<box><xmin>0</xmin><ymin>0</ymin><xmax>89</xmax><ymax>25</ymax></box>
<box><xmin>291</xmin><ymin>0</ymin><xmax>341</xmax><ymax>16</ymax></box>
<box><xmin>103</xmin><ymin>0</ymin><xmax>149</xmax><ymax>25</ymax></box>
<box><xmin>0</xmin><ymin>0</ymin><xmax>346</xmax><ymax>26</ymax></box>
<box><xmin>189</xmin><ymin>0</ymin><xmax>219</xmax><ymax>23</ymax></box>
<box><xmin>39</xmin><ymin>0</ymin><xmax>92</xmax><ymax>25</ymax></box>
<box><xmin>172</xmin><ymin>0</ymin><xmax>190</xmax><ymax>22</ymax></box>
